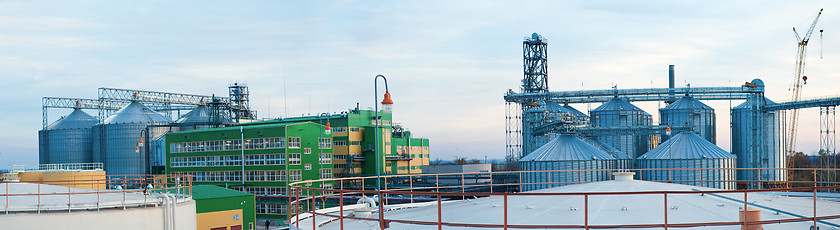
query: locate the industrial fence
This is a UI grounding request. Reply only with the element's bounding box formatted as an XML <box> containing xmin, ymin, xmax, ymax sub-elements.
<box><xmin>1</xmin><ymin>174</ymin><xmax>192</xmax><ymax>214</ymax></box>
<box><xmin>288</xmin><ymin>167</ymin><xmax>840</xmax><ymax>230</ymax></box>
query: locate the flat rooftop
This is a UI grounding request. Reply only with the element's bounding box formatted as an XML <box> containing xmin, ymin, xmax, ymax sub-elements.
<box><xmin>1</xmin><ymin>182</ymin><xmax>186</xmax><ymax>212</ymax></box>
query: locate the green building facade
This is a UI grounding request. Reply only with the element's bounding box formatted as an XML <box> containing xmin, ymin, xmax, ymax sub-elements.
<box><xmin>165</xmin><ymin>122</ymin><xmax>333</xmax><ymax>219</ymax></box>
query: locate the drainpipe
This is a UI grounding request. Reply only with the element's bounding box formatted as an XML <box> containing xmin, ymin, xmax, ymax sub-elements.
<box><xmin>241</xmin><ymin>126</ymin><xmax>246</xmax><ymax>185</ymax></box>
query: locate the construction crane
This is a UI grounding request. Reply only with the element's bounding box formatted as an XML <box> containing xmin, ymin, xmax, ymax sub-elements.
<box><xmin>786</xmin><ymin>9</ymin><xmax>823</xmax><ymax>168</ymax></box>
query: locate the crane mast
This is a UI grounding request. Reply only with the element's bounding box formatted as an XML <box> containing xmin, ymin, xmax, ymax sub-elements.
<box><xmin>786</xmin><ymin>9</ymin><xmax>822</xmax><ymax>167</ymax></box>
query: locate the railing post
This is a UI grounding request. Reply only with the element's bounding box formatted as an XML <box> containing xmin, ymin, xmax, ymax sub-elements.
<box><xmin>68</xmin><ymin>183</ymin><xmax>71</xmax><ymax>213</ymax></box>
<box><xmin>5</xmin><ymin>181</ymin><xmax>8</xmax><ymax>214</ymax></box>
<box><xmin>437</xmin><ymin>193</ymin><xmax>442</xmax><ymax>230</ymax></box>
<box><xmin>339</xmin><ymin>190</ymin><xmax>344</xmax><ymax>230</ymax></box>
<box><xmin>743</xmin><ymin>190</ymin><xmax>748</xmax><ymax>228</ymax></box>
<box><xmin>584</xmin><ymin>194</ymin><xmax>589</xmax><ymax>230</ymax></box>
<box><xmin>664</xmin><ymin>192</ymin><xmax>668</xmax><ymax>230</ymax></box>
<box><xmin>489</xmin><ymin>172</ymin><xmax>494</xmax><ymax>193</ymax></box>
<box><xmin>461</xmin><ymin>173</ymin><xmax>465</xmax><ymax>200</ymax></box>
<box><xmin>436</xmin><ymin>175</ymin><xmax>440</xmax><ymax>193</ymax></box>
<box><xmin>37</xmin><ymin>183</ymin><xmax>40</xmax><ymax>214</ymax></box>
<box><xmin>668</xmin><ymin>169</ymin><xmax>672</xmax><ymax>183</ymax></box>
<box><xmin>814</xmin><ymin>186</ymin><xmax>818</xmax><ymax>229</ymax></box>
<box><xmin>503</xmin><ymin>194</ymin><xmax>508</xmax><ymax>230</ymax></box>
<box><xmin>409</xmin><ymin>175</ymin><xmax>414</xmax><ymax>203</ymax></box>
<box><xmin>312</xmin><ymin>190</ymin><xmax>316</xmax><ymax>230</ymax></box>
<box><xmin>548</xmin><ymin>171</ymin><xmax>552</xmax><ymax>188</ymax></box>
<box><xmin>295</xmin><ymin>187</ymin><xmax>300</xmax><ymax>228</ymax></box>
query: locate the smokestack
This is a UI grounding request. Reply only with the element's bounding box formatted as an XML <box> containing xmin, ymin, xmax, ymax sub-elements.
<box><xmin>668</xmin><ymin>65</ymin><xmax>676</xmax><ymax>103</ymax></box>
<box><xmin>669</xmin><ymin>65</ymin><xmax>675</xmax><ymax>89</ymax></box>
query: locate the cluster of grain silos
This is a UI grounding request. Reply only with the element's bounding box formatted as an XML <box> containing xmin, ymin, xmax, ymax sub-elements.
<box><xmin>519</xmin><ymin>135</ymin><xmax>617</xmax><ymax>191</ymax></box>
<box><xmin>39</xmin><ymin>101</ymin><xmax>227</xmax><ymax>176</ymax></box>
<box><xmin>520</xmin><ymin>92</ymin><xmax>742</xmax><ymax>190</ymax></box>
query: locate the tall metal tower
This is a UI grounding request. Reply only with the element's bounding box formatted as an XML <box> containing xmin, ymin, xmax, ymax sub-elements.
<box><xmin>229</xmin><ymin>82</ymin><xmax>255</xmax><ymax>122</ymax></box>
<box><xmin>522</xmin><ymin>33</ymin><xmax>548</xmax><ymax>94</ymax></box>
<box><xmin>507</xmin><ymin>33</ymin><xmax>550</xmax><ymax>161</ymax></box>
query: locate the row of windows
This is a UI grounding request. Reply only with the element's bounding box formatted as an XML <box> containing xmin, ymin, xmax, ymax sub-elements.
<box><xmin>289</xmin><ymin>153</ymin><xmax>301</xmax><ymax>165</ymax></box>
<box><xmin>396</xmin><ymin>146</ymin><xmax>429</xmax><ymax>151</ymax></box>
<box><xmin>170</xmin><ymin>137</ymin><xmax>287</xmax><ymax>153</ymax></box>
<box><xmin>170</xmin><ymin>154</ymin><xmax>286</xmax><ymax>167</ymax></box>
<box><xmin>175</xmin><ymin>170</ymin><xmax>303</xmax><ymax>182</ymax></box>
<box><xmin>319</xmin><ymin>138</ymin><xmax>332</xmax><ymax>149</ymax></box>
<box><xmin>257</xmin><ymin>203</ymin><xmax>289</xmax><ymax>214</ymax></box>
<box><xmin>237</xmin><ymin>186</ymin><xmax>286</xmax><ymax>195</ymax></box>
<box><xmin>333</xmin><ymin>155</ymin><xmax>347</xmax><ymax>160</ymax></box>
<box><xmin>245</xmin><ymin>170</ymin><xmax>285</xmax><ymax>181</ymax></box>
<box><xmin>332</xmin><ymin>127</ymin><xmax>346</xmax><ymax>133</ymax></box>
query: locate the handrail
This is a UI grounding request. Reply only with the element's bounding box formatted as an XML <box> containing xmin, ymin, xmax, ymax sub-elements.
<box><xmin>288</xmin><ymin>168</ymin><xmax>840</xmax><ymax>229</ymax></box>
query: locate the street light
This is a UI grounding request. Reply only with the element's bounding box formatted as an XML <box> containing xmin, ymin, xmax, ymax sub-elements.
<box><xmin>374</xmin><ymin>74</ymin><xmax>391</xmax><ymax>229</ymax></box>
<box><xmin>138</xmin><ymin>129</ymin><xmax>148</xmax><ymax>181</ymax></box>
<box><xmin>318</xmin><ymin>113</ymin><xmax>331</xmax><ymax>198</ymax></box>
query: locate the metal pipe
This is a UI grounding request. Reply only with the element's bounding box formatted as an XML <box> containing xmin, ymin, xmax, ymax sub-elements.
<box><xmin>241</xmin><ymin>126</ymin><xmax>245</xmax><ymax>185</ymax></box>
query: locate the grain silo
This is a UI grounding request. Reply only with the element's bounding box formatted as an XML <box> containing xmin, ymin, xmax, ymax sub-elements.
<box><xmin>659</xmin><ymin>96</ymin><xmax>716</xmax><ymax>143</ymax></box>
<box><xmin>637</xmin><ymin>132</ymin><xmax>736</xmax><ymax>189</ymax></box>
<box><xmin>590</xmin><ymin>97</ymin><xmax>652</xmax><ymax>158</ymax></box>
<box><xmin>731</xmin><ymin>81</ymin><xmax>785</xmax><ymax>187</ymax></box>
<box><xmin>519</xmin><ymin>135</ymin><xmax>616</xmax><ymax>191</ymax></box>
<box><xmin>38</xmin><ymin>108</ymin><xmax>99</xmax><ymax>164</ymax></box>
<box><xmin>93</xmin><ymin>102</ymin><xmax>172</xmax><ymax>176</ymax></box>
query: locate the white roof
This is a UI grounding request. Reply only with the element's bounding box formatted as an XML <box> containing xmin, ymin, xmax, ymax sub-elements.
<box><xmin>307</xmin><ymin>179</ymin><xmax>840</xmax><ymax>229</ymax></box>
<box><xmin>0</xmin><ymin>182</ymin><xmax>182</xmax><ymax>212</ymax></box>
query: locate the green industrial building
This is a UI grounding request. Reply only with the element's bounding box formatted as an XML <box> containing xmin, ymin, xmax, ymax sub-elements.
<box><xmin>164</xmin><ymin>108</ymin><xmax>429</xmax><ymax>221</ymax></box>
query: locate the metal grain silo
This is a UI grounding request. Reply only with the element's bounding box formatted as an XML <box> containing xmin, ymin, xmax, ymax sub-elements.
<box><xmin>563</xmin><ymin>104</ymin><xmax>590</xmax><ymax>120</ymax></box>
<box><xmin>659</xmin><ymin>96</ymin><xmax>716</xmax><ymax>144</ymax></box>
<box><xmin>519</xmin><ymin>135</ymin><xmax>617</xmax><ymax>191</ymax></box>
<box><xmin>731</xmin><ymin>82</ymin><xmax>785</xmax><ymax>188</ymax></box>
<box><xmin>38</xmin><ymin>108</ymin><xmax>99</xmax><ymax>164</ymax></box>
<box><xmin>175</xmin><ymin>105</ymin><xmax>233</xmax><ymax>131</ymax></box>
<box><xmin>637</xmin><ymin>132</ymin><xmax>736</xmax><ymax>189</ymax></box>
<box><xmin>590</xmin><ymin>97</ymin><xmax>652</xmax><ymax>158</ymax></box>
<box><xmin>93</xmin><ymin>102</ymin><xmax>172</xmax><ymax>176</ymax></box>
<box><xmin>584</xmin><ymin>137</ymin><xmax>632</xmax><ymax>170</ymax></box>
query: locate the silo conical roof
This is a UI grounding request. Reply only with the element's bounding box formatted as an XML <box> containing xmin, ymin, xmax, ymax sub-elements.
<box><xmin>584</xmin><ymin>138</ymin><xmax>631</xmax><ymax>159</ymax></box>
<box><xmin>103</xmin><ymin>102</ymin><xmax>171</xmax><ymax>124</ymax></box>
<box><xmin>544</xmin><ymin>101</ymin><xmax>573</xmax><ymax>113</ymax></box>
<box><xmin>639</xmin><ymin>132</ymin><xmax>735</xmax><ymax>159</ymax></box>
<box><xmin>734</xmin><ymin>96</ymin><xmax>776</xmax><ymax>109</ymax></box>
<box><xmin>592</xmin><ymin>98</ymin><xmax>650</xmax><ymax>115</ymax></box>
<box><xmin>563</xmin><ymin>104</ymin><xmax>589</xmax><ymax>118</ymax></box>
<box><xmin>46</xmin><ymin>108</ymin><xmax>98</xmax><ymax>130</ymax></box>
<box><xmin>521</xmin><ymin>135</ymin><xmax>616</xmax><ymax>161</ymax></box>
<box><xmin>175</xmin><ymin>105</ymin><xmax>232</xmax><ymax>124</ymax></box>
<box><xmin>662</xmin><ymin>96</ymin><xmax>712</xmax><ymax>110</ymax></box>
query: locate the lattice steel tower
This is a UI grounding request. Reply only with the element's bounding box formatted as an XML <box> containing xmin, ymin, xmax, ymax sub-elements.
<box><xmin>507</xmin><ymin>33</ymin><xmax>550</xmax><ymax>161</ymax></box>
<box><xmin>229</xmin><ymin>82</ymin><xmax>255</xmax><ymax>122</ymax></box>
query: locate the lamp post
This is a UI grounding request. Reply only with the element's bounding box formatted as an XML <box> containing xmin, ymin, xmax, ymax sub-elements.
<box><xmin>318</xmin><ymin>112</ymin><xmax>332</xmax><ymax>197</ymax></box>
<box><xmin>137</xmin><ymin>129</ymin><xmax>147</xmax><ymax>180</ymax></box>
<box><xmin>374</xmin><ymin>74</ymin><xmax>392</xmax><ymax>229</ymax></box>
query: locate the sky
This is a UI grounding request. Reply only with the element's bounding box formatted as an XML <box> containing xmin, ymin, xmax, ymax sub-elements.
<box><xmin>1</xmin><ymin>1</ymin><xmax>839</xmax><ymax>169</ymax></box>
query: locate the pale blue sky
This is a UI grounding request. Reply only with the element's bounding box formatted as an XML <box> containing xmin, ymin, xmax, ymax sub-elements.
<box><xmin>1</xmin><ymin>1</ymin><xmax>839</xmax><ymax>168</ymax></box>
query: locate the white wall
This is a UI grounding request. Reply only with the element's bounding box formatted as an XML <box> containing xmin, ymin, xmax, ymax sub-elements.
<box><xmin>1</xmin><ymin>200</ymin><xmax>196</xmax><ymax>230</ymax></box>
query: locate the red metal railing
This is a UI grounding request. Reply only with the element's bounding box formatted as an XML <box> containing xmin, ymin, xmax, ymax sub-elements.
<box><xmin>1</xmin><ymin>174</ymin><xmax>192</xmax><ymax>214</ymax></box>
<box><xmin>288</xmin><ymin>167</ymin><xmax>840</xmax><ymax>229</ymax></box>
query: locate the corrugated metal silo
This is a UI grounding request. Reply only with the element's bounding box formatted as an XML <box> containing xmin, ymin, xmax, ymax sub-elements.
<box><xmin>584</xmin><ymin>137</ymin><xmax>632</xmax><ymax>170</ymax></box>
<box><xmin>731</xmin><ymin>83</ymin><xmax>785</xmax><ymax>187</ymax></box>
<box><xmin>590</xmin><ymin>97</ymin><xmax>652</xmax><ymax>158</ymax></box>
<box><xmin>637</xmin><ymin>132</ymin><xmax>736</xmax><ymax>189</ymax></box>
<box><xmin>519</xmin><ymin>135</ymin><xmax>617</xmax><ymax>191</ymax></box>
<box><xmin>93</xmin><ymin>102</ymin><xmax>172</xmax><ymax>176</ymax></box>
<box><xmin>659</xmin><ymin>96</ymin><xmax>716</xmax><ymax>144</ymax></box>
<box><xmin>38</xmin><ymin>108</ymin><xmax>99</xmax><ymax>164</ymax></box>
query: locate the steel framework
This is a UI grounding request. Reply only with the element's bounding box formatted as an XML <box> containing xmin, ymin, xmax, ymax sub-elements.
<box><xmin>42</xmin><ymin>87</ymin><xmax>244</xmax><ymax>128</ymax></box>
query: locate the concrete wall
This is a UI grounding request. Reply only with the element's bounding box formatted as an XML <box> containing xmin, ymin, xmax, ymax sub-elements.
<box><xmin>1</xmin><ymin>200</ymin><xmax>197</xmax><ymax>230</ymax></box>
<box><xmin>18</xmin><ymin>171</ymin><xmax>107</xmax><ymax>189</ymax></box>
